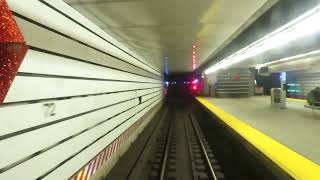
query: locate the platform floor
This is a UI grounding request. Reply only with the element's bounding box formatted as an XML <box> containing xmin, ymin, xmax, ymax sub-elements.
<box><xmin>202</xmin><ymin>96</ymin><xmax>320</xmax><ymax>165</ymax></box>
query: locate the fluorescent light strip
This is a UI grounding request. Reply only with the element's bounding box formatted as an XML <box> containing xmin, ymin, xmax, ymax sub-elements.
<box><xmin>257</xmin><ymin>49</ymin><xmax>320</xmax><ymax>68</ymax></box>
<box><xmin>205</xmin><ymin>4</ymin><xmax>320</xmax><ymax>75</ymax></box>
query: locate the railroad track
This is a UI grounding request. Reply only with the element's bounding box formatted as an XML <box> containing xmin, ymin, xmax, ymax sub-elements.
<box><xmin>124</xmin><ymin>104</ymin><xmax>225</xmax><ymax>180</ymax></box>
<box><xmin>185</xmin><ymin>114</ymin><xmax>225</xmax><ymax>180</ymax></box>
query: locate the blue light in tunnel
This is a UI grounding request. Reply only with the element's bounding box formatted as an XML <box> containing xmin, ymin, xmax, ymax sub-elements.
<box><xmin>164</xmin><ymin>56</ymin><xmax>169</xmax><ymax>75</ymax></box>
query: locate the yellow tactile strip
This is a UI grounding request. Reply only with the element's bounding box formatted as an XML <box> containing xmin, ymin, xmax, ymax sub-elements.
<box><xmin>287</xmin><ymin>98</ymin><xmax>307</xmax><ymax>103</ymax></box>
<box><xmin>196</xmin><ymin>97</ymin><xmax>320</xmax><ymax>180</ymax></box>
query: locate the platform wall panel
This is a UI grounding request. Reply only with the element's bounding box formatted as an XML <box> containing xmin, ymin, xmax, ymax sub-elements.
<box><xmin>46</xmin><ymin>98</ymin><xmax>162</xmax><ymax>180</ymax></box>
<box><xmin>0</xmin><ymin>99</ymin><xmax>138</xmax><ymax>169</ymax></box>
<box><xmin>7</xmin><ymin>0</ymin><xmax>160</xmax><ymax>76</ymax></box>
<box><xmin>5</xmin><ymin>76</ymin><xmax>161</xmax><ymax>103</ymax></box>
<box><xmin>0</xmin><ymin>96</ymin><xmax>162</xmax><ymax>180</ymax></box>
<box><xmin>14</xmin><ymin>16</ymin><xmax>160</xmax><ymax>80</ymax></box>
<box><xmin>19</xmin><ymin>50</ymin><xmax>160</xmax><ymax>84</ymax></box>
<box><xmin>1</xmin><ymin>1</ymin><xmax>164</xmax><ymax>179</ymax></box>
<box><xmin>0</xmin><ymin>88</ymin><xmax>162</xmax><ymax>138</ymax></box>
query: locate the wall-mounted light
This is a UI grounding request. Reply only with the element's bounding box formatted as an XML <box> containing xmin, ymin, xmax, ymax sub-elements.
<box><xmin>205</xmin><ymin>4</ymin><xmax>320</xmax><ymax>75</ymax></box>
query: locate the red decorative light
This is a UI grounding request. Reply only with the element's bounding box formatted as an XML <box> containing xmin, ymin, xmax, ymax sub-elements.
<box><xmin>192</xmin><ymin>85</ymin><xmax>197</xmax><ymax>90</ymax></box>
<box><xmin>0</xmin><ymin>0</ymin><xmax>28</xmax><ymax>104</ymax></box>
<box><xmin>192</xmin><ymin>44</ymin><xmax>197</xmax><ymax>70</ymax></box>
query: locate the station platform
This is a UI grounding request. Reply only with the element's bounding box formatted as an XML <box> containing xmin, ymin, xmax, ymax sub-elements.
<box><xmin>196</xmin><ymin>96</ymin><xmax>320</xmax><ymax>179</ymax></box>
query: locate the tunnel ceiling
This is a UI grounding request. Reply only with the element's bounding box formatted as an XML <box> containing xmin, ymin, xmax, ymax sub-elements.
<box><xmin>64</xmin><ymin>0</ymin><xmax>278</xmax><ymax>73</ymax></box>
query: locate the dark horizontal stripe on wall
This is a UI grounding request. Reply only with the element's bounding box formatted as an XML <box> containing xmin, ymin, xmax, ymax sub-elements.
<box><xmin>28</xmin><ymin>46</ymin><xmax>162</xmax><ymax>81</ymax></box>
<box><xmin>12</xmin><ymin>12</ymin><xmax>162</xmax><ymax>79</ymax></box>
<box><xmin>37</xmin><ymin>96</ymin><xmax>163</xmax><ymax>179</ymax></box>
<box><xmin>0</xmin><ymin>90</ymin><xmax>162</xmax><ymax>142</ymax></box>
<box><xmin>0</xmin><ymin>93</ymin><xmax>162</xmax><ymax>174</ymax></box>
<box><xmin>17</xmin><ymin>72</ymin><xmax>162</xmax><ymax>84</ymax></box>
<box><xmin>1</xmin><ymin>85</ymin><xmax>162</xmax><ymax>107</ymax></box>
<box><xmin>39</xmin><ymin>0</ymin><xmax>161</xmax><ymax>75</ymax></box>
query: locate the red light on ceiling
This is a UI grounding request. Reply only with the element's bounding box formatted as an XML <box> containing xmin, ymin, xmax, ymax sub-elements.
<box><xmin>193</xmin><ymin>85</ymin><xmax>197</xmax><ymax>90</ymax></box>
<box><xmin>192</xmin><ymin>44</ymin><xmax>197</xmax><ymax>70</ymax></box>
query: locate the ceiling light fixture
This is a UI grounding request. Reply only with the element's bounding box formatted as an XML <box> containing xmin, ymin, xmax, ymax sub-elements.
<box><xmin>256</xmin><ymin>49</ymin><xmax>320</xmax><ymax>68</ymax></box>
<box><xmin>205</xmin><ymin>4</ymin><xmax>320</xmax><ymax>75</ymax></box>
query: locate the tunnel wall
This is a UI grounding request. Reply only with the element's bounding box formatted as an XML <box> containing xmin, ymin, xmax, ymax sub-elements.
<box><xmin>1</xmin><ymin>1</ymin><xmax>163</xmax><ymax>179</ymax></box>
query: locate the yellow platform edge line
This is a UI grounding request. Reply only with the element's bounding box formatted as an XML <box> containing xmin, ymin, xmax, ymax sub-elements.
<box><xmin>287</xmin><ymin>98</ymin><xmax>307</xmax><ymax>103</ymax></box>
<box><xmin>196</xmin><ymin>97</ymin><xmax>320</xmax><ymax>180</ymax></box>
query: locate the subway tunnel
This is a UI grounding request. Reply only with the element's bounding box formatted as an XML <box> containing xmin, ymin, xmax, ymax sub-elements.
<box><xmin>1</xmin><ymin>0</ymin><xmax>320</xmax><ymax>179</ymax></box>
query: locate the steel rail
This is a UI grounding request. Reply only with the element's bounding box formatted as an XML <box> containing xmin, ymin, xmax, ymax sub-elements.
<box><xmin>189</xmin><ymin>114</ymin><xmax>218</xmax><ymax>180</ymax></box>
<box><xmin>159</xmin><ymin>115</ymin><xmax>174</xmax><ymax>180</ymax></box>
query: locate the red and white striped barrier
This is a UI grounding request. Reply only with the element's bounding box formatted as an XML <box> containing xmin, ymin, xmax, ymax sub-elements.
<box><xmin>72</xmin><ymin>115</ymin><xmax>144</xmax><ymax>180</ymax></box>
